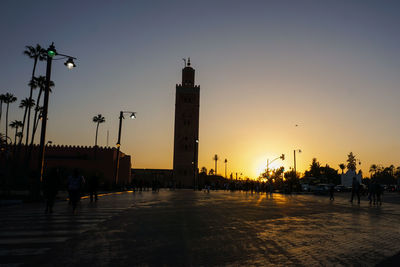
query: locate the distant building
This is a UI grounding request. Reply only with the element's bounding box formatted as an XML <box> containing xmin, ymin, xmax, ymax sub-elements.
<box><xmin>1</xmin><ymin>145</ymin><xmax>131</xmax><ymax>187</ymax></box>
<box><xmin>173</xmin><ymin>58</ymin><xmax>200</xmax><ymax>188</ymax></box>
<box><xmin>341</xmin><ymin>169</ymin><xmax>363</xmax><ymax>187</ymax></box>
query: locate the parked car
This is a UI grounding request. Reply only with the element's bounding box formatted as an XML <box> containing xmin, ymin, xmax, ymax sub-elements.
<box><xmin>385</xmin><ymin>185</ymin><xmax>396</xmax><ymax>192</ymax></box>
<box><xmin>301</xmin><ymin>184</ymin><xmax>310</xmax><ymax>192</ymax></box>
<box><xmin>334</xmin><ymin>185</ymin><xmax>346</xmax><ymax>192</ymax></box>
<box><xmin>314</xmin><ymin>184</ymin><xmax>332</xmax><ymax>195</ymax></box>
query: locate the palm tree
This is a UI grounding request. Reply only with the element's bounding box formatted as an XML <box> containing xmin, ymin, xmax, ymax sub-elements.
<box><xmin>200</xmin><ymin>166</ymin><xmax>207</xmax><ymax>174</ymax></box>
<box><xmin>92</xmin><ymin>114</ymin><xmax>105</xmax><ymax>146</ymax></box>
<box><xmin>9</xmin><ymin>120</ymin><xmax>23</xmax><ymax>144</ymax></box>
<box><xmin>213</xmin><ymin>154</ymin><xmax>219</xmax><ymax>175</ymax></box>
<box><xmin>30</xmin><ymin>76</ymin><xmax>54</xmax><ymax>145</ymax></box>
<box><xmin>3</xmin><ymin>93</ymin><xmax>17</xmax><ymax>143</ymax></box>
<box><xmin>339</xmin><ymin>163</ymin><xmax>345</xmax><ymax>175</ymax></box>
<box><xmin>369</xmin><ymin>164</ymin><xmax>377</xmax><ymax>178</ymax></box>
<box><xmin>0</xmin><ymin>94</ymin><xmax>6</xmax><ymax>130</ymax></box>
<box><xmin>23</xmin><ymin>44</ymin><xmax>46</xmax><ymax>146</ymax></box>
<box><xmin>0</xmin><ymin>133</ymin><xmax>6</xmax><ymax>148</ymax></box>
<box><xmin>18</xmin><ymin>98</ymin><xmax>35</xmax><ymax>145</ymax></box>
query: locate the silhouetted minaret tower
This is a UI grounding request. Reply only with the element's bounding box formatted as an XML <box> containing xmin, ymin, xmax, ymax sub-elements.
<box><xmin>173</xmin><ymin>58</ymin><xmax>200</xmax><ymax>188</ymax></box>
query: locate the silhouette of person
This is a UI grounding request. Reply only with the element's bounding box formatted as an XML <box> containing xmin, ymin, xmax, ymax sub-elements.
<box><xmin>88</xmin><ymin>172</ymin><xmax>99</xmax><ymax>202</ymax></box>
<box><xmin>329</xmin><ymin>185</ymin><xmax>334</xmax><ymax>201</ymax></box>
<box><xmin>368</xmin><ymin>180</ymin><xmax>376</xmax><ymax>205</ymax></box>
<box><xmin>375</xmin><ymin>182</ymin><xmax>383</xmax><ymax>205</ymax></box>
<box><xmin>43</xmin><ymin>168</ymin><xmax>59</xmax><ymax>214</ymax></box>
<box><xmin>68</xmin><ymin>169</ymin><xmax>85</xmax><ymax>213</ymax></box>
<box><xmin>350</xmin><ymin>177</ymin><xmax>360</xmax><ymax>204</ymax></box>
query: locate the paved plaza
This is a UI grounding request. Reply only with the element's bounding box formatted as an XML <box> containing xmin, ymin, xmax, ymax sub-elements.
<box><xmin>1</xmin><ymin>190</ymin><xmax>400</xmax><ymax>266</ymax></box>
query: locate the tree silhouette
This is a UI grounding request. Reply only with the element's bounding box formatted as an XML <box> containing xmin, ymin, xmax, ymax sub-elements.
<box><xmin>346</xmin><ymin>152</ymin><xmax>356</xmax><ymax>171</ymax></box>
<box><xmin>92</xmin><ymin>114</ymin><xmax>105</xmax><ymax>146</ymax></box>
<box><xmin>18</xmin><ymin>98</ymin><xmax>35</xmax><ymax>145</ymax></box>
<box><xmin>23</xmin><ymin>44</ymin><xmax>46</xmax><ymax>146</ymax></box>
<box><xmin>213</xmin><ymin>154</ymin><xmax>219</xmax><ymax>175</ymax></box>
<box><xmin>339</xmin><ymin>163</ymin><xmax>345</xmax><ymax>175</ymax></box>
<box><xmin>9</xmin><ymin>120</ymin><xmax>23</xmax><ymax>144</ymax></box>
<box><xmin>200</xmin><ymin>166</ymin><xmax>207</xmax><ymax>174</ymax></box>
<box><xmin>369</xmin><ymin>164</ymin><xmax>377</xmax><ymax>178</ymax></box>
<box><xmin>304</xmin><ymin>158</ymin><xmax>321</xmax><ymax>177</ymax></box>
<box><xmin>0</xmin><ymin>133</ymin><xmax>6</xmax><ymax>148</ymax></box>
<box><xmin>3</xmin><ymin>93</ymin><xmax>17</xmax><ymax>143</ymax></box>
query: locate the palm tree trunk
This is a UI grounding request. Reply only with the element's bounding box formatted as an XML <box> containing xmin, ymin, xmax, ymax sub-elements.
<box><xmin>30</xmin><ymin>88</ymin><xmax>43</xmax><ymax>145</ymax></box>
<box><xmin>19</xmin><ymin>106</ymin><xmax>28</xmax><ymax>145</ymax></box>
<box><xmin>26</xmin><ymin>58</ymin><xmax>38</xmax><ymax>146</ymax></box>
<box><xmin>95</xmin><ymin>122</ymin><xmax>100</xmax><ymax>146</ymax></box>
<box><xmin>30</xmin><ymin>115</ymin><xmax>41</xmax><ymax>146</ymax></box>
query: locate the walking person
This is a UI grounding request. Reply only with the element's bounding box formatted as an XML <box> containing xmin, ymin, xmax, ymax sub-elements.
<box><xmin>368</xmin><ymin>180</ymin><xmax>377</xmax><ymax>205</ymax></box>
<box><xmin>68</xmin><ymin>169</ymin><xmax>85</xmax><ymax>214</ymax></box>
<box><xmin>350</xmin><ymin>177</ymin><xmax>360</xmax><ymax>204</ymax></box>
<box><xmin>43</xmin><ymin>168</ymin><xmax>60</xmax><ymax>214</ymax></box>
<box><xmin>376</xmin><ymin>182</ymin><xmax>383</xmax><ymax>205</ymax></box>
<box><xmin>88</xmin><ymin>172</ymin><xmax>99</xmax><ymax>202</ymax></box>
<box><xmin>329</xmin><ymin>184</ymin><xmax>335</xmax><ymax>201</ymax></box>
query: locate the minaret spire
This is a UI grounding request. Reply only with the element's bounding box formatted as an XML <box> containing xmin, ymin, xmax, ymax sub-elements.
<box><xmin>182</xmin><ymin>57</ymin><xmax>195</xmax><ymax>87</ymax></box>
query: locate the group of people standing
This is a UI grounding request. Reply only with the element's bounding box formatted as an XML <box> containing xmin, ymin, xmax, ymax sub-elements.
<box><xmin>43</xmin><ymin>168</ymin><xmax>99</xmax><ymax>214</ymax></box>
<box><xmin>349</xmin><ymin>177</ymin><xmax>383</xmax><ymax>205</ymax></box>
<box><xmin>367</xmin><ymin>179</ymin><xmax>383</xmax><ymax>205</ymax></box>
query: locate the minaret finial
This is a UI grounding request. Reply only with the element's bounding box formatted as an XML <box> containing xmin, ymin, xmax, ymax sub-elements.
<box><xmin>188</xmin><ymin>57</ymin><xmax>191</xmax><ymax>66</ymax></box>
<box><xmin>182</xmin><ymin>58</ymin><xmax>186</xmax><ymax>67</ymax></box>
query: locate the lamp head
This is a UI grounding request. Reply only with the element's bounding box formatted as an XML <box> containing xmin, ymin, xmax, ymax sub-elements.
<box><xmin>64</xmin><ymin>57</ymin><xmax>76</xmax><ymax>69</ymax></box>
<box><xmin>129</xmin><ymin>112</ymin><xmax>136</xmax><ymax>119</ymax></box>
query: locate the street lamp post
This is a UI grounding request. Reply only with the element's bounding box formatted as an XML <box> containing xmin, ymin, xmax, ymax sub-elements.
<box><xmin>266</xmin><ymin>154</ymin><xmax>285</xmax><ymax>173</ymax></box>
<box><xmin>37</xmin><ymin>42</ymin><xmax>76</xmax><ymax>196</ymax></box>
<box><xmin>293</xmin><ymin>149</ymin><xmax>302</xmax><ymax>176</ymax></box>
<box><xmin>224</xmin><ymin>158</ymin><xmax>228</xmax><ymax>178</ymax></box>
<box><xmin>114</xmin><ymin>111</ymin><xmax>136</xmax><ymax>187</ymax></box>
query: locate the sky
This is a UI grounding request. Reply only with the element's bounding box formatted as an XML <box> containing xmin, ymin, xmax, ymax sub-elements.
<box><xmin>1</xmin><ymin>0</ymin><xmax>400</xmax><ymax>178</ymax></box>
